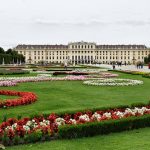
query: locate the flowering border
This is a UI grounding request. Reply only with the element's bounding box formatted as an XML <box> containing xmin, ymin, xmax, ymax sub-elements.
<box><xmin>0</xmin><ymin>72</ymin><xmax>120</xmax><ymax>87</ymax></box>
<box><xmin>0</xmin><ymin>90</ymin><xmax>37</xmax><ymax>108</ymax></box>
<box><xmin>1</xmin><ymin>103</ymin><xmax>150</xmax><ymax>146</ymax></box>
<box><xmin>0</xmin><ymin>76</ymin><xmax>86</xmax><ymax>87</ymax></box>
<box><xmin>83</xmin><ymin>78</ymin><xmax>143</xmax><ymax>86</ymax></box>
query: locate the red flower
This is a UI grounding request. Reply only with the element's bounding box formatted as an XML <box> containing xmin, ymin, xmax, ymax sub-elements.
<box><xmin>7</xmin><ymin>129</ymin><xmax>15</xmax><ymax>139</ymax></box>
<box><xmin>48</xmin><ymin>113</ymin><xmax>57</xmax><ymax>123</ymax></box>
<box><xmin>7</xmin><ymin>118</ymin><xmax>17</xmax><ymax>125</ymax></box>
<box><xmin>0</xmin><ymin>90</ymin><xmax>37</xmax><ymax>108</ymax></box>
<box><xmin>74</xmin><ymin>112</ymin><xmax>82</xmax><ymax>120</ymax></box>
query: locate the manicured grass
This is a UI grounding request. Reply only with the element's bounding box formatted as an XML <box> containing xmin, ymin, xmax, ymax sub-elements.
<box><xmin>0</xmin><ymin>72</ymin><xmax>150</xmax><ymax>149</ymax></box>
<box><xmin>0</xmin><ymin>72</ymin><xmax>149</xmax><ymax>121</ymax></box>
<box><xmin>7</xmin><ymin>127</ymin><xmax>150</xmax><ymax>150</ymax></box>
<box><xmin>0</xmin><ymin>73</ymin><xmax>38</xmax><ymax>77</ymax></box>
<box><xmin>0</xmin><ymin>95</ymin><xmax>18</xmax><ymax>101</ymax></box>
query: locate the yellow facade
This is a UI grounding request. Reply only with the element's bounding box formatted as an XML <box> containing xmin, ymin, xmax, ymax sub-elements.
<box><xmin>14</xmin><ymin>41</ymin><xmax>150</xmax><ymax>64</ymax></box>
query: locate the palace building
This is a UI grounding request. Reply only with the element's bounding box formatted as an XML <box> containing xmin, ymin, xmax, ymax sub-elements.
<box><xmin>14</xmin><ymin>41</ymin><xmax>150</xmax><ymax>64</ymax></box>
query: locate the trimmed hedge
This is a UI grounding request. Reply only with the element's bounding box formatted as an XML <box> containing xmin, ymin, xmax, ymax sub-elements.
<box><xmin>58</xmin><ymin>114</ymin><xmax>150</xmax><ymax>139</ymax></box>
<box><xmin>0</xmin><ymin>70</ymin><xmax>29</xmax><ymax>75</ymax></box>
<box><xmin>53</xmin><ymin>72</ymin><xmax>88</xmax><ymax>76</ymax></box>
<box><xmin>142</xmin><ymin>74</ymin><xmax>150</xmax><ymax>79</ymax></box>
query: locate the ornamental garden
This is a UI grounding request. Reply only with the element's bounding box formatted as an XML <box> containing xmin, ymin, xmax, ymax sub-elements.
<box><xmin>0</xmin><ymin>65</ymin><xmax>150</xmax><ymax>149</ymax></box>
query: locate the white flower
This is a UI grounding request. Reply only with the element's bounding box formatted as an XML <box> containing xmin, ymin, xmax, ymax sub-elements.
<box><xmin>103</xmin><ymin>112</ymin><xmax>111</xmax><ymax>119</ymax></box>
<box><xmin>70</xmin><ymin>119</ymin><xmax>77</xmax><ymax>124</ymax></box>
<box><xmin>23</xmin><ymin>125</ymin><xmax>30</xmax><ymax>132</ymax></box>
<box><xmin>115</xmin><ymin>111</ymin><xmax>124</xmax><ymax>118</ymax></box>
<box><xmin>55</xmin><ymin>118</ymin><xmax>65</xmax><ymax>126</ymax></box>
<box><xmin>83</xmin><ymin>78</ymin><xmax>143</xmax><ymax>86</ymax></box>
<box><xmin>92</xmin><ymin>112</ymin><xmax>101</xmax><ymax>121</ymax></box>
<box><xmin>79</xmin><ymin>114</ymin><xmax>90</xmax><ymax>122</ymax></box>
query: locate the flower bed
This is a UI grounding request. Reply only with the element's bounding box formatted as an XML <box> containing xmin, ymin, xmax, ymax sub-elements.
<box><xmin>74</xmin><ymin>69</ymin><xmax>108</xmax><ymax>73</ymax></box>
<box><xmin>0</xmin><ymin>90</ymin><xmax>37</xmax><ymax>108</ymax></box>
<box><xmin>1</xmin><ymin>103</ymin><xmax>150</xmax><ymax>145</ymax></box>
<box><xmin>83</xmin><ymin>78</ymin><xmax>143</xmax><ymax>86</ymax></box>
<box><xmin>0</xmin><ymin>76</ymin><xmax>86</xmax><ymax>87</ymax></box>
<box><xmin>84</xmin><ymin>72</ymin><xmax>119</xmax><ymax>78</ymax></box>
<box><xmin>53</xmin><ymin>72</ymin><xmax>88</xmax><ymax>76</ymax></box>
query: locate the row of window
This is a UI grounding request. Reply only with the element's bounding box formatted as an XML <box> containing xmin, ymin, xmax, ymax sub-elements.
<box><xmin>33</xmin><ymin>56</ymin><xmax>68</xmax><ymax>60</ymax></box>
<box><xmin>71</xmin><ymin>45</ymin><xmax>94</xmax><ymax>49</ymax></box>
<box><xmin>20</xmin><ymin>51</ymin><xmax>149</xmax><ymax>55</ymax></box>
<box><xmin>95</xmin><ymin>56</ymin><xmax>144</xmax><ymax>60</ymax></box>
<box><xmin>96</xmin><ymin>51</ymin><xmax>149</xmax><ymax>55</ymax></box>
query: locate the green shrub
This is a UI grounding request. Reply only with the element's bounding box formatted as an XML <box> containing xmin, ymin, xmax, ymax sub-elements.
<box><xmin>58</xmin><ymin>115</ymin><xmax>150</xmax><ymax>139</ymax></box>
<box><xmin>24</xmin><ymin>130</ymin><xmax>42</xmax><ymax>143</ymax></box>
<box><xmin>0</xmin><ymin>70</ymin><xmax>29</xmax><ymax>75</ymax></box>
<box><xmin>142</xmin><ymin>74</ymin><xmax>150</xmax><ymax>79</ymax></box>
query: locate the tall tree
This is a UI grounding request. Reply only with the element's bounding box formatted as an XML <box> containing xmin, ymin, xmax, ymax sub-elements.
<box><xmin>0</xmin><ymin>47</ymin><xmax>5</xmax><ymax>54</ymax></box>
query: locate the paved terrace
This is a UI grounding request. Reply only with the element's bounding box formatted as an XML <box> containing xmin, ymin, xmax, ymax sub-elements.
<box><xmin>87</xmin><ymin>64</ymin><xmax>150</xmax><ymax>73</ymax></box>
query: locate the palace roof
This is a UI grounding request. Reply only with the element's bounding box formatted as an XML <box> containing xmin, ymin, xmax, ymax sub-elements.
<box><xmin>15</xmin><ymin>44</ymin><xmax>147</xmax><ymax>50</ymax></box>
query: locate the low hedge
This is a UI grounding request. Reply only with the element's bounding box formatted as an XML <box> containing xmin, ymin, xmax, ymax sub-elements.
<box><xmin>142</xmin><ymin>74</ymin><xmax>150</xmax><ymax>79</ymax></box>
<box><xmin>0</xmin><ymin>70</ymin><xmax>29</xmax><ymax>75</ymax></box>
<box><xmin>53</xmin><ymin>72</ymin><xmax>88</xmax><ymax>76</ymax></box>
<box><xmin>46</xmin><ymin>69</ymin><xmax>72</xmax><ymax>71</ymax></box>
<box><xmin>58</xmin><ymin>114</ymin><xmax>150</xmax><ymax>139</ymax></box>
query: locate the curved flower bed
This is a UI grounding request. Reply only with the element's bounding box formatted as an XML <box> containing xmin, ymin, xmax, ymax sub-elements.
<box><xmin>0</xmin><ymin>76</ymin><xmax>86</xmax><ymax>87</ymax></box>
<box><xmin>75</xmin><ymin>69</ymin><xmax>108</xmax><ymax>73</ymax></box>
<box><xmin>1</xmin><ymin>105</ymin><xmax>150</xmax><ymax>145</ymax></box>
<box><xmin>83</xmin><ymin>78</ymin><xmax>143</xmax><ymax>86</ymax></box>
<box><xmin>0</xmin><ymin>90</ymin><xmax>37</xmax><ymax>108</ymax></box>
<box><xmin>84</xmin><ymin>72</ymin><xmax>119</xmax><ymax>78</ymax></box>
<box><xmin>53</xmin><ymin>72</ymin><xmax>88</xmax><ymax>76</ymax></box>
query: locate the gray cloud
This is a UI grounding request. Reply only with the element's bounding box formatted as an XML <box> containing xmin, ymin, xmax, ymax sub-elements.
<box><xmin>117</xmin><ymin>20</ymin><xmax>150</xmax><ymax>26</ymax></box>
<box><xmin>35</xmin><ymin>18</ymin><xmax>150</xmax><ymax>27</ymax></box>
<box><xmin>0</xmin><ymin>0</ymin><xmax>150</xmax><ymax>49</ymax></box>
<box><xmin>35</xmin><ymin>18</ymin><xmax>110</xmax><ymax>27</ymax></box>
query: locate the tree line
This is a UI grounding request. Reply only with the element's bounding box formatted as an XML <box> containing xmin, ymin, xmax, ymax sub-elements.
<box><xmin>144</xmin><ymin>54</ymin><xmax>150</xmax><ymax>64</ymax></box>
<box><xmin>0</xmin><ymin>47</ymin><xmax>25</xmax><ymax>64</ymax></box>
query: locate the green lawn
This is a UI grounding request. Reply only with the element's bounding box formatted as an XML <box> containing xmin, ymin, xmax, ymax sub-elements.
<box><xmin>7</xmin><ymin>127</ymin><xmax>150</xmax><ymax>150</ymax></box>
<box><xmin>0</xmin><ymin>95</ymin><xmax>18</xmax><ymax>101</ymax></box>
<box><xmin>0</xmin><ymin>72</ymin><xmax>150</xmax><ymax>149</ymax></box>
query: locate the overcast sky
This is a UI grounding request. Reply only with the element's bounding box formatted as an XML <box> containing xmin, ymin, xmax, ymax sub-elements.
<box><xmin>0</xmin><ymin>0</ymin><xmax>150</xmax><ymax>49</ymax></box>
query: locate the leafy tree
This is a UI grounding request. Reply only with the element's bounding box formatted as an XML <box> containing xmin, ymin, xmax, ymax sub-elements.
<box><xmin>0</xmin><ymin>47</ymin><xmax>5</xmax><ymax>54</ymax></box>
<box><xmin>0</xmin><ymin>47</ymin><xmax>25</xmax><ymax>64</ymax></box>
<box><xmin>144</xmin><ymin>54</ymin><xmax>150</xmax><ymax>64</ymax></box>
